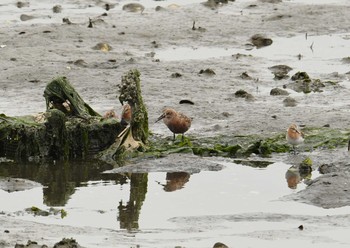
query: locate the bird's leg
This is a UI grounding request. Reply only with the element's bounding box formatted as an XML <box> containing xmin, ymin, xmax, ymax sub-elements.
<box><xmin>293</xmin><ymin>145</ymin><xmax>296</xmax><ymax>155</ymax></box>
<box><xmin>173</xmin><ymin>133</ymin><xmax>175</xmax><ymax>141</ymax></box>
<box><xmin>182</xmin><ymin>134</ymin><xmax>185</xmax><ymax>142</ymax></box>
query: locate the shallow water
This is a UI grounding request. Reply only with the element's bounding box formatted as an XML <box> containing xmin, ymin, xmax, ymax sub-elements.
<box><xmin>2</xmin><ymin>157</ymin><xmax>350</xmax><ymax>247</ymax></box>
<box><xmin>1</xmin><ymin>159</ymin><xmax>307</xmax><ymax>228</ymax></box>
<box><xmin>155</xmin><ymin>33</ymin><xmax>350</xmax><ymax>74</ymax></box>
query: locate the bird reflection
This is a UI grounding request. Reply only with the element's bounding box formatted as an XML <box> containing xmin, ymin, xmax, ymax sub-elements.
<box><xmin>285</xmin><ymin>165</ymin><xmax>312</xmax><ymax>189</ymax></box>
<box><xmin>163</xmin><ymin>172</ymin><xmax>190</xmax><ymax>192</ymax></box>
<box><xmin>285</xmin><ymin>167</ymin><xmax>301</xmax><ymax>189</ymax></box>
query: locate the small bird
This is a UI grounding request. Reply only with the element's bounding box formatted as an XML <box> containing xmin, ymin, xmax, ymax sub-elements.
<box><xmin>286</xmin><ymin>124</ymin><xmax>304</xmax><ymax>154</ymax></box>
<box><xmin>156</xmin><ymin>108</ymin><xmax>191</xmax><ymax>141</ymax></box>
<box><xmin>121</xmin><ymin>104</ymin><xmax>132</xmax><ymax>126</ymax></box>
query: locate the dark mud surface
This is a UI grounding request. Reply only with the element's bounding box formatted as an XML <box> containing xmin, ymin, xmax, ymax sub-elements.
<box><xmin>1</xmin><ymin>0</ymin><xmax>350</xmax><ymax>247</ymax></box>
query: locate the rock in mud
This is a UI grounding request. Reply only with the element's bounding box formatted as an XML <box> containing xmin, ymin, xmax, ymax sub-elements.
<box><xmin>234</xmin><ymin>89</ymin><xmax>254</xmax><ymax>101</ymax></box>
<box><xmin>291</xmin><ymin>71</ymin><xmax>310</xmax><ymax>81</ymax></box>
<box><xmin>270</xmin><ymin>88</ymin><xmax>289</xmax><ymax>96</ymax></box>
<box><xmin>92</xmin><ymin>43</ymin><xmax>112</xmax><ymax>51</ymax></box>
<box><xmin>286</xmin><ymin>72</ymin><xmax>329</xmax><ymax>93</ymax></box>
<box><xmin>20</xmin><ymin>14</ymin><xmax>35</xmax><ymax>21</ymax></box>
<box><xmin>122</xmin><ymin>3</ymin><xmax>145</xmax><ymax>13</ymax></box>
<box><xmin>213</xmin><ymin>242</ymin><xmax>229</xmax><ymax>248</ymax></box>
<box><xmin>16</xmin><ymin>1</ymin><xmax>30</xmax><ymax>8</ymax></box>
<box><xmin>53</xmin><ymin>238</ymin><xmax>81</xmax><ymax>248</ymax></box>
<box><xmin>269</xmin><ymin>64</ymin><xmax>293</xmax><ymax>79</ymax></box>
<box><xmin>283</xmin><ymin>96</ymin><xmax>297</xmax><ymax>107</ymax></box>
<box><xmin>0</xmin><ymin>178</ymin><xmax>42</xmax><ymax>192</ymax></box>
<box><xmin>52</xmin><ymin>5</ymin><xmax>62</xmax><ymax>13</ymax></box>
<box><xmin>250</xmin><ymin>34</ymin><xmax>273</xmax><ymax>48</ymax></box>
<box><xmin>199</xmin><ymin>68</ymin><xmax>216</xmax><ymax>75</ymax></box>
<box><xmin>15</xmin><ymin>240</ymin><xmax>48</xmax><ymax>248</ymax></box>
<box><xmin>286</xmin><ymin>172</ymin><xmax>350</xmax><ymax>209</ymax></box>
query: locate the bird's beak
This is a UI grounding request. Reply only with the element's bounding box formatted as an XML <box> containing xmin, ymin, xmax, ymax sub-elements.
<box><xmin>155</xmin><ymin>113</ymin><xmax>165</xmax><ymax>123</ymax></box>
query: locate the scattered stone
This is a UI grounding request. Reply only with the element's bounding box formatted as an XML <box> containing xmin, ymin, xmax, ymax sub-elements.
<box><xmin>298</xmin><ymin>225</ymin><xmax>304</xmax><ymax>230</ymax></box>
<box><xmin>192</xmin><ymin>21</ymin><xmax>206</xmax><ymax>32</ymax></box>
<box><xmin>269</xmin><ymin>65</ymin><xmax>293</xmax><ymax>79</ymax></box>
<box><xmin>0</xmin><ymin>178</ymin><xmax>42</xmax><ymax>192</ymax></box>
<box><xmin>122</xmin><ymin>3</ymin><xmax>145</xmax><ymax>13</ymax></box>
<box><xmin>145</xmin><ymin>51</ymin><xmax>155</xmax><ymax>58</ymax></box>
<box><xmin>199</xmin><ymin>68</ymin><xmax>216</xmax><ymax>75</ymax></box>
<box><xmin>240</xmin><ymin>71</ymin><xmax>252</xmax><ymax>80</ymax></box>
<box><xmin>341</xmin><ymin>57</ymin><xmax>350</xmax><ymax>63</ymax></box>
<box><xmin>71</xmin><ymin>59</ymin><xmax>88</xmax><ymax>67</ymax></box>
<box><xmin>234</xmin><ymin>89</ymin><xmax>249</xmax><ymax>98</ymax></box>
<box><xmin>291</xmin><ymin>71</ymin><xmax>310</xmax><ymax>81</ymax></box>
<box><xmin>155</xmin><ymin>6</ymin><xmax>166</xmax><ymax>11</ymax></box>
<box><xmin>213</xmin><ymin>242</ymin><xmax>229</xmax><ymax>248</ymax></box>
<box><xmin>20</xmin><ymin>14</ymin><xmax>35</xmax><ymax>21</ymax></box>
<box><xmin>232</xmin><ymin>53</ymin><xmax>252</xmax><ymax>59</ymax></box>
<box><xmin>179</xmin><ymin>99</ymin><xmax>194</xmax><ymax>105</ymax></box>
<box><xmin>151</xmin><ymin>40</ymin><xmax>160</xmax><ymax>48</ymax></box>
<box><xmin>234</xmin><ymin>90</ymin><xmax>254</xmax><ymax>101</ymax></box>
<box><xmin>53</xmin><ymin>5</ymin><xmax>62</xmax><ymax>13</ymax></box>
<box><xmin>222</xmin><ymin>112</ymin><xmax>230</xmax><ymax>117</ymax></box>
<box><xmin>264</xmin><ymin>14</ymin><xmax>292</xmax><ymax>21</ymax></box>
<box><xmin>92</xmin><ymin>43</ymin><xmax>112</xmax><ymax>51</ymax></box>
<box><xmin>62</xmin><ymin>18</ymin><xmax>72</xmax><ymax>24</ymax></box>
<box><xmin>53</xmin><ymin>238</ymin><xmax>81</xmax><ymax>248</ymax></box>
<box><xmin>245</xmin><ymin>93</ymin><xmax>255</xmax><ymax>101</ymax></box>
<box><xmin>171</xmin><ymin>72</ymin><xmax>182</xmax><ymax>78</ymax></box>
<box><xmin>270</xmin><ymin>87</ymin><xmax>289</xmax><ymax>96</ymax></box>
<box><xmin>16</xmin><ymin>1</ymin><xmax>30</xmax><ymax>8</ymax></box>
<box><xmin>202</xmin><ymin>0</ymin><xmax>235</xmax><ymax>9</ymax></box>
<box><xmin>283</xmin><ymin>96</ymin><xmax>297</xmax><ymax>107</ymax></box>
<box><xmin>250</xmin><ymin>34</ymin><xmax>273</xmax><ymax>48</ymax></box>
<box><xmin>15</xmin><ymin>240</ymin><xmax>48</xmax><ymax>248</ymax></box>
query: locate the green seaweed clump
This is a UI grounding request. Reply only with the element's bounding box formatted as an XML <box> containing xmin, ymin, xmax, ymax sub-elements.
<box><xmin>99</xmin><ymin>69</ymin><xmax>149</xmax><ymax>166</ymax></box>
<box><xmin>44</xmin><ymin>76</ymin><xmax>100</xmax><ymax>117</ymax></box>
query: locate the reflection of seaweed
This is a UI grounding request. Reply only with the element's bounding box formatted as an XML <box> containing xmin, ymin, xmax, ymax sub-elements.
<box><xmin>118</xmin><ymin>173</ymin><xmax>148</xmax><ymax>230</ymax></box>
<box><xmin>0</xmin><ymin>159</ymin><xmax>127</xmax><ymax>206</ymax></box>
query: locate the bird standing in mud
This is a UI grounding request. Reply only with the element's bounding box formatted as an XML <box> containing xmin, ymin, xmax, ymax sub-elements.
<box><xmin>156</xmin><ymin>108</ymin><xmax>191</xmax><ymax>141</ymax></box>
<box><xmin>286</xmin><ymin>123</ymin><xmax>304</xmax><ymax>154</ymax></box>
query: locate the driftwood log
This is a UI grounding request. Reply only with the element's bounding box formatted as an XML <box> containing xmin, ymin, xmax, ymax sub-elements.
<box><xmin>0</xmin><ymin>69</ymin><xmax>148</xmax><ymax>165</ymax></box>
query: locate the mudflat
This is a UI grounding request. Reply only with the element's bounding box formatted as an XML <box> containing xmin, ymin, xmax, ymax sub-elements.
<box><xmin>1</xmin><ymin>0</ymin><xmax>350</xmax><ymax>247</ymax></box>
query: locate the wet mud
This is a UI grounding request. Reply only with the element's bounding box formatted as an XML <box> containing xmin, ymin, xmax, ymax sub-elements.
<box><xmin>1</xmin><ymin>0</ymin><xmax>350</xmax><ymax>247</ymax></box>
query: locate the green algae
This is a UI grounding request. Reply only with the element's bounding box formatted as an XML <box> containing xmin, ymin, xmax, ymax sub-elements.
<box><xmin>145</xmin><ymin>126</ymin><xmax>350</xmax><ymax>161</ymax></box>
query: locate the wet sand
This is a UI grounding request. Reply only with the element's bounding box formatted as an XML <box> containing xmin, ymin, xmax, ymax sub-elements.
<box><xmin>1</xmin><ymin>0</ymin><xmax>350</xmax><ymax>247</ymax></box>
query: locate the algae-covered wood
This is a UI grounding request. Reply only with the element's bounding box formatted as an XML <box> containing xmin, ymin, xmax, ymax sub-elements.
<box><xmin>0</xmin><ymin>70</ymin><xmax>149</xmax><ymax>164</ymax></box>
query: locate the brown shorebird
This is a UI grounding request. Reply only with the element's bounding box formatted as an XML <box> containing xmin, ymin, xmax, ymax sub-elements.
<box><xmin>121</xmin><ymin>104</ymin><xmax>132</xmax><ymax>126</ymax></box>
<box><xmin>156</xmin><ymin>108</ymin><xmax>191</xmax><ymax>141</ymax></box>
<box><xmin>286</xmin><ymin>123</ymin><xmax>304</xmax><ymax>154</ymax></box>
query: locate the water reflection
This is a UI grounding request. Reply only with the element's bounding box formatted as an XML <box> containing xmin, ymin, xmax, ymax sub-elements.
<box><xmin>118</xmin><ymin>173</ymin><xmax>147</xmax><ymax>230</ymax></box>
<box><xmin>285</xmin><ymin>165</ymin><xmax>312</xmax><ymax>189</ymax></box>
<box><xmin>0</xmin><ymin>159</ymin><xmax>127</xmax><ymax>206</ymax></box>
<box><xmin>163</xmin><ymin>172</ymin><xmax>190</xmax><ymax>192</ymax></box>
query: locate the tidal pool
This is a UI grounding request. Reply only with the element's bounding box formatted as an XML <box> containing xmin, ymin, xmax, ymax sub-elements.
<box><xmin>1</xmin><ymin>156</ymin><xmax>350</xmax><ymax>247</ymax></box>
<box><xmin>154</xmin><ymin>33</ymin><xmax>350</xmax><ymax>74</ymax></box>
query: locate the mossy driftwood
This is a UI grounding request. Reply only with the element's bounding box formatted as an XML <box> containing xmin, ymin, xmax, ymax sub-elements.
<box><xmin>0</xmin><ymin>69</ymin><xmax>148</xmax><ymax>164</ymax></box>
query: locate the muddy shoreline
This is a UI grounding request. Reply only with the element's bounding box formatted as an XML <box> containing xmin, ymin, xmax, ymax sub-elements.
<box><xmin>1</xmin><ymin>0</ymin><xmax>350</xmax><ymax>247</ymax></box>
